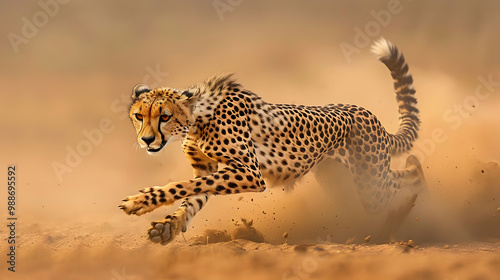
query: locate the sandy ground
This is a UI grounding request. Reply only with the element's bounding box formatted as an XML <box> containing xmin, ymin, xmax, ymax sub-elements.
<box><xmin>1</xmin><ymin>158</ymin><xmax>499</xmax><ymax>279</ymax></box>
<box><xmin>1</xmin><ymin>1</ymin><xmax>500</xmax><ymax>279</ymax></box>
<box><xmin>1</xmin><ymin>221</ymin><xmax>499</xmax><ymax>280</ymax></box>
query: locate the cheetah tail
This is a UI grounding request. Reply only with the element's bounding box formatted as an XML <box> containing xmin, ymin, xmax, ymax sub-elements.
<box><xmin>371</xmin><ymin>38</ymin><xmax>420</xmax><ymax>155</ymax></box>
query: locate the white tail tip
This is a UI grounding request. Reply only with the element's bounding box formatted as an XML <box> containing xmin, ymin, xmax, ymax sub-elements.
<box><xmin>371</xmin><ymin>37</ymin><xmax>394</xmax><ymax>60</ymax></box>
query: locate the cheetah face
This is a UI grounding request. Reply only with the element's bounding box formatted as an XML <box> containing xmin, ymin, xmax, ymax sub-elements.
<box><xmin>129</xmin><ymin>84</ymin><xmax>195</xmax><ymax>154</ymax></box>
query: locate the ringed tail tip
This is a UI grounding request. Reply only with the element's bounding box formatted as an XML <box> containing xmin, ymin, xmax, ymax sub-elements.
<box><xmin>370</xmin><ymin>37</ymin><xmax>394</xmax><ymax>61</ymax></box>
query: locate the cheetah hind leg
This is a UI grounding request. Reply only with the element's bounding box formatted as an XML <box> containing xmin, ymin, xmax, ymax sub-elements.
<box><xmin>405</xmin><ymin>154</ymin><xmax>427</xmax><ymax>193</ymax></box>
<box><xmin>378</xmin><ymin>155</ymin><xmax>427</xmax><ymax>242</ymax></box>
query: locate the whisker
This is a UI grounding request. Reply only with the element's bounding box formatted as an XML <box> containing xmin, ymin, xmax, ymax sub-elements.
<box><xmin>131</xmin><ymin>141</ymin><xmax>141</xmax><ymax>152</ymax></box>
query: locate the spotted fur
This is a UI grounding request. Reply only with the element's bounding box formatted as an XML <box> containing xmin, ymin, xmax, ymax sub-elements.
<box><xmin>119</xmin><ymin>38</ymin><xmax>425</xmax><ymax>245</ymax></box>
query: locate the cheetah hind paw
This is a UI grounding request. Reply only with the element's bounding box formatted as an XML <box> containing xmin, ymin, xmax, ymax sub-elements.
<box><xmin>148</xmin><ymin>216</ymin><xmax>187</xmax><ymax>245</ymax></box>
<box><xmin>406</xmin><ymin>155</ymin><xmax>428</xmax><ymax>193</ymax></box>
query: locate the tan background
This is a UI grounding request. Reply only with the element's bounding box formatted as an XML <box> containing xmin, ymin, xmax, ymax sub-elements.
<box><xmin>1</xmin><ymin>0</ymin><xmax>500</xmax><ymax>279</ymax></box>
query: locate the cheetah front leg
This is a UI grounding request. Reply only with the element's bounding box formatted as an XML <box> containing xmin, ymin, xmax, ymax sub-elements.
<box><xmin>119</xmin><ymin>161</ymin><xmax>265</xmax><ymax>245</ymax></box>
<box><xmin>119</xmin><ymin>117</ymin><xmax>266</xmax><ymax>244</ymax></box>
<box><xmin>147</xmin><ymin>138</ymin><xmax>217</xmax><ymax>245</ymax></box>
<box><xmin>119</xmin><ymin>158</ymin><xmax>265</xmax><ymax>215</ymax></box>
<box><xmin>119</xmin><ymin>116</ymin><xmax>267</xmax><ymax>215</ymax></box>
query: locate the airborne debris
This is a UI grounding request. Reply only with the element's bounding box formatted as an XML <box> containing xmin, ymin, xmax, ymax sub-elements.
<box><xmin>363</xmin><ymin>235</ymin><xmax>371</xmax><ymax>243</ymax></box>
<box><xmin>345</xmin><ymin>236</ymin><xmax>355</xmax><ymax>245</ymax></box>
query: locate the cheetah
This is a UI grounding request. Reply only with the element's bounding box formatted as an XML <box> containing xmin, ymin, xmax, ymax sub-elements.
<box><xmin>119</xmin><ymin>38</ymin><xmax>426</xmax><ymax>245</ymax></box>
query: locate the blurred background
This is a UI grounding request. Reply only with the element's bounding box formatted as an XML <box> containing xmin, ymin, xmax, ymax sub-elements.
<box><xmin>1</xmin><ymin>0</ymin><xmax>500</xmax><ymax>263</ymax></box>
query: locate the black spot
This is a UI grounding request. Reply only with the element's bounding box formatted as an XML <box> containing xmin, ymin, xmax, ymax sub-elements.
<box><xmin>168</xmin><ymin>188</ymin><xmax>176</xmax><ymax>195</ymax></box>
<box><xmin>228</xmin><ymin>182</ymin><xmax>238</xmax><ymax>188</ymax></box>
<box><xmin>158</xmin><ymin>190</ymin><xmax>166</xmax><ymax>198</ymax></box>
<box><xmin>362</xmin><ymin>163</ymin><xmax>368</xmax><ymax>170</ymax></box>
<box><xmin>206</xmin><ymin>179</ymin><xmax>214</xmax><ymax>185</ymax></box>
<box><xmin>196</xmin><ymin>198</ymin><xmax>204</xmax><ymax>208</ymax></box>
<box><xmin>180</xmin><ymin>190</ymin><xmax>187</xmax><ymax>196</ymax></box>
<box><xmin>193</xmin><ymin>187</ymin><xmax>202</xmax><ymax>193</ymax></box>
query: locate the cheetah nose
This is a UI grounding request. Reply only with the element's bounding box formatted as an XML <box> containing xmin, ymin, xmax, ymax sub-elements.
<box><xmin>142</xmin><ymin>136</ymin><xmax>155</xmax><ymax>145</ymax></box>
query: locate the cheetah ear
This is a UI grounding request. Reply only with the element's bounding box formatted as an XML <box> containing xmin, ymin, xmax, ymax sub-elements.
<box><xmin>132</xmin><ymin>84</ymin><xmax>151</xmax><ymax>99</ymax></box>
<box><xmin>177</xmin><ymin>90</ymin><xmax>199</xmax><ymax>111</ymax></box>
<box><xmin>178</xmin><ymin>90</ymin><xmax>194</xmax><ymax>100</ymax></box>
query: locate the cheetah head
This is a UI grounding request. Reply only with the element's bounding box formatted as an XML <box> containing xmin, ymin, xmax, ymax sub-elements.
<box><xmin>129</xmin><ymin>84</ymin><xmax>197</xmax><ymax>154</ymax></box>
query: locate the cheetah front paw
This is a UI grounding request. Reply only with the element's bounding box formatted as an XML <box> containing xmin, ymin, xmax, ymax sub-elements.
<box><xmin>148</xmin><ymin>215</ymin><xmax>187</xmax><ymax>245</ymax></box>
<box><xmin>118</xmin><ymin>187</ymin><xmax>172</xmax><ymax>216</ymax></box>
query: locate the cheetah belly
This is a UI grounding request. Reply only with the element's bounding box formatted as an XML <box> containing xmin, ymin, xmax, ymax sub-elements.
<box><xmin>253</xmin><ymin>142</ymin><xmax>305</xmax><ymax>190</ymax></box>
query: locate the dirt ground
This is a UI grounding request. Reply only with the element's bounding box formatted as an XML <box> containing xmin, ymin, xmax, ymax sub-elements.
<box><xmin>1</xmin><ymin>219</ymin><xmax>499</xmax><ymax>280</ymax></box>
<box><xmin>1</xmin><ymin>1</ymin><xmax>500</xmax><ymax>279</ymax></box>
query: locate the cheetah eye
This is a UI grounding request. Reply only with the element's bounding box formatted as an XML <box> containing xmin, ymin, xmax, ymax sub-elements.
<box><xmin>160</xmin><ymin>115</ymin><xmax>171</xmax><ymax>122</ymax></box>
<box><xmin>135</xmin><ymin>113</ymin><xmax>143</xmax><ymax>121</ymax></box>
